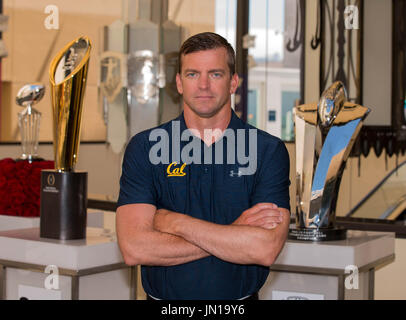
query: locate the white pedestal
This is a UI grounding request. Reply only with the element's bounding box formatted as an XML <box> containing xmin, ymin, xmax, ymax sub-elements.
<box><xmin>0</xmin><ymin>227</ymin><xmax>136</xmax><ymax>300</ymax></box>
<box><xmin>0</xmin><ymin>227</ymin><xmax>396</xmax><ymax>300</ymax></box>
<box><xmin>0</xmin><ymin>211</ymin><xmax>105</xmax><ymax>232</ymax></box>
<box><xmin>259</xmin><ymin>230</ymin><xmax>395</xmax><ymax>300</ymax></box>
<box><xmin>0</xmin><ymin>216</ymin><xmax>40</xmax><ymax>232</ymax></box>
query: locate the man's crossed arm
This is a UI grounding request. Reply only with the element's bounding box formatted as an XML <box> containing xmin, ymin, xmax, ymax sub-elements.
<box><xmin>116</xmin><ymin>203</ymin><xmax>290</xmax><ymax>267</ymax></box>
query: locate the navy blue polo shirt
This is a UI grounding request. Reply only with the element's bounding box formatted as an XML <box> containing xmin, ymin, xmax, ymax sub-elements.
<box><xmin>117</xmin><ymin>109</ymin><xmax>290</xmax><ymax>300</ymax></box>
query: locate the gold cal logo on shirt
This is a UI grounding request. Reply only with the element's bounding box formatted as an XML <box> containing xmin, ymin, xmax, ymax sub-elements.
<box><xmin>167</xmin><ymin>162</ymin><xmax>187</xmax><ymax>177</ymax></box>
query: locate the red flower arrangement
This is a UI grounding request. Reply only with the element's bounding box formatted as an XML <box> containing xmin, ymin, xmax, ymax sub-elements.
<box><xmin>0</xmin><ymin>158</ymin><xmax>54</xmax><ymax>217</ymax></box>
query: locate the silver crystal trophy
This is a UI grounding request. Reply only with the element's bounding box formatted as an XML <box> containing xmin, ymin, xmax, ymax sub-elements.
<box><xmin>127</xmin><ymin>50</ymin><xmax>166</xmax><ymax>105</ymax></box>
<box><xmin>16</xmin><ymin>83</ymin><xmax>45</xmax><ymax>162</ymax></box>
<box><xmin>289</xmin><ymin>81</ymin><xmax>370</xmax><ymax>241</ymax></box>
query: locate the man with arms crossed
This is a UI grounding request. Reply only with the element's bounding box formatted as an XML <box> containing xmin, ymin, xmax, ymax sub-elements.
<box><xmin>116</xmin><ymin>32</ymin><xmax>291</xmax><ymax>300</ymax></box>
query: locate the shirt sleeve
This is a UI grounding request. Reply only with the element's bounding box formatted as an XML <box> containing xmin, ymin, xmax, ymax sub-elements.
<box><xmin>250</xmin><ymin>138</ymin><xmax>291</xmax><ymax>211</ymax></box>
<box><xmin>117</xmin><ymin>133</ymin><xmax>157</xmax><ymax>207</ymax></box>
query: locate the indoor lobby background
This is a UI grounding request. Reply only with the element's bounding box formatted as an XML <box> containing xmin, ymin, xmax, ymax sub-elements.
<box><xmin>0</xmin><ymin>0</ymin><xmax>404</xmax><ymax>299</ymax></box>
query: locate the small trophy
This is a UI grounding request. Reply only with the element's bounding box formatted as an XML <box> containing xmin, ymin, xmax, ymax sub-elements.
<box><xmin>289</xmin><ymin>81</ymin><xmax>370</xmax><ymax>241</ymax></box>
<box><xmin>127</xmin><ymin>50</ymin><xmax>166</xmax><ymax>104</ymax></box>
<box><xmin>16</xmin><ymin>84</ymin><xmax>45</xmax><ymax>162</ymax></box>
<box><xmin>40</xmin><ymin>36</ymin><xmax>91</xmax><ymax>240</ymax></box>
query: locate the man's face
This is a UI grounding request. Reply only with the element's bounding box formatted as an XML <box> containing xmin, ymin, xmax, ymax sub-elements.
<box><xmin>176</xmin><ymin>48</ymin><xmax>239</xmax><ymax>118</ymax></box>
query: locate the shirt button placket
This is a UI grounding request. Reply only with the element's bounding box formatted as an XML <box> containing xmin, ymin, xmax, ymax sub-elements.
<box><xmin>201</xmin><ymin>165</ymin><xmax>212</xmax><ymax>211</ymax></box>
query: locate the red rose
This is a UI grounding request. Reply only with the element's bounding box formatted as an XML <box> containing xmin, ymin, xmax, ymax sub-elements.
<box><xmin>22</xmin><ymin>203</ymin><xmax>39</xmax><ymax>217</ymax></box>
<box><xmin>15</xmin><ymin>160</ymin><xmax>28</xmax><ymax>170</ymax></box>
<box><xmin>24</xmin><ymin>190</ymin><xmax>39</xmax><ymax>205</ymax></box>
<box><xmin>10</xmin><ymin>191</ymin><xmax>26</xmax><ymax>206</ymax></box>
<box><xmin>28</xmin><ymin>169</ymin><xmax>42</xmax><ymax>198</ymax></box>
<box><xmin>15</xmin><ymin>161</ymin><xmax>31</xmax><ymax>181</ymax></box>
<box><xmin>0</xmin><ymin>189</ymin><xmax>9</xmax><ymax>206</ymax></box>
<box><xmin>7</xmin><ymin>179</ymin><xmax>23</xmax><ymax>193</ymax></box>
<box><xmin>0</xmin><ymin>203</ymin><xmax>8</xmax><ymax>215</ymax></box>
<box><xmin>1</xmin><ymin>162</ymin><xmax>15</xmax><ymax>179</ymax></box>
<box><xmin>6</xmin><ymin>178</ymin><xmax>25</xmax><ymax>208</ymax></box>
<box><xmin>0</xmin><ymin>158</ymin><xmax>15</xmax><ymax>166</ymax></box>
<box><xmin>0</xmin><ymin>159</ymin><xmax>54</xmax><ymax>217</ymax></box>
<box><xmin>0</xmin><ymin>175</ymin><xmax>6</xmax><ymax>189</ymax></box>
<box><xmin>30</xmin><ymin>167</ymin><xmax>43</xmax><ymax>179</ymax></box>
<box><xmin>7</xmin><ymin>206</ymin><xmax>23</xmax><ymax>217</ymax></box>
<box><xmin>36</xmin><ymin>161</ymin><xmax>54</xmax><ymax>170</ymax></box>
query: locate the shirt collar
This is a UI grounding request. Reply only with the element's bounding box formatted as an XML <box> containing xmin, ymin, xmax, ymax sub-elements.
<box><xmin>176</xmin><ymin>108</ymin><xmax>243</xmax><ymax>133</ymax></box>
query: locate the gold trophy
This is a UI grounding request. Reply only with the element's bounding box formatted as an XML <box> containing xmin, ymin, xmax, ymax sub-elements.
<box><xmin>40</xmin><ymin>36</ymin><xmax>91</xmax><ymax>240</ymax></box>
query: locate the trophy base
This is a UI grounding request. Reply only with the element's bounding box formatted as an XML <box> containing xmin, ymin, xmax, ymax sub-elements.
<box><xmin>40</xmin><ymin>170</ymin><xmax>87</xmax><ymax>240</ymax></box>
<box><xmin>16</xmin><ymin>156</ymin><xmax>45</xmax><ymax>163</ymax></box>
<box><xmin>288</xmin><ymin>226</ymin><xmax>347</xmax><ymax>242</ymax></box>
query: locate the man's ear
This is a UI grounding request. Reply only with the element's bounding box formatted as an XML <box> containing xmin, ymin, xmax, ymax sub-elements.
<box><xmin>176</xmin><ymin>73</ymin><xmax>183</xmax><ymax>95</ymax></box>
<box><xmin>230</xmin><ymin>73</ymin><xmax>239</xmax><ymax>94</ymax></box>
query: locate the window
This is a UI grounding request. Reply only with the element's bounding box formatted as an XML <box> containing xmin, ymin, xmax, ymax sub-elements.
<box><xmin>247</xmin><ymin>0</ymin><xmax>304</xmax><ymax>141</ymax></box>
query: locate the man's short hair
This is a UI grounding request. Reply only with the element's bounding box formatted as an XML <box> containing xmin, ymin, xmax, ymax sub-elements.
<box><xmin>178</xmin><ymin>32</ymin><xmax>236</xmax><ymax>76</ymax></box>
